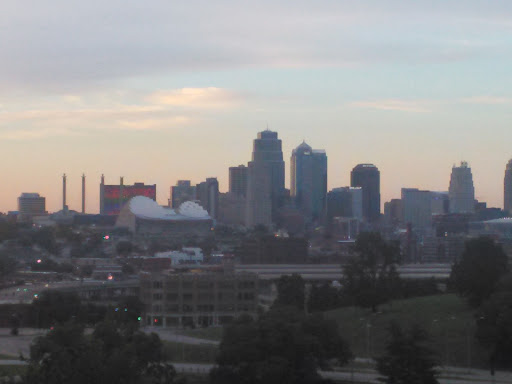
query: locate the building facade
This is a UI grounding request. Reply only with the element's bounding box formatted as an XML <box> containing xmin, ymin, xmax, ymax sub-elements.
<box><xmin>245</xmin><ymin>130</ymin><xmax>285</xmax><ymax>227</ymax></box>
<box><xmin>140</xmin><ymin>268</ymin><xmax>258</xmax><ymax>327</ymax></box>
<box><xmin>229</xmin><ymin>165</ymin><xmax>248</xmax><ymax>198</ymax></box>
<box><xmin>401</xmin><ymin>188</ymin><xmax>432</xmax><ymax>232</ymax></box>
<box><xmin>170</xmin><ymin>180</ymin><xmax>196</xmax><ymax>209</ymax></box>
<box><xmin>17</xmin><ymin>193</ymin><xmax>46</xmax><ymax>223</ymax></box>
<box><xmin>431</xmin><ymin>191</ymin><xmax>450</xmax><ymax>215</ymax></box>
<box><xmin>290</xmin><ymin>141</ymin><xmax>327</xmax><ymax>222</ymax></box>
<box><xmin>505</xmin><ymin>159</ymin><xmax>512</xmax><ymax>214</ymax></box>
<box><xmin>116</xmin><ymin>196</ymin><xmax>213</xmax><ymax>239</ymax></box>
<box><xmin>448</xmin><ymin>161</ymin><xmax>475</xmax><ymax>214</ymax></box>
<box><xmin>350</xmin><ymin>164</ymin><xmax>380</xmax><ymax>222</ymax></box>
<box><xmin>326</xmin><ymin>187</ymin><xmax>363</xmax><ymax>223</ymax></box>
<box><xmin>196</xmin><ymin>178</ymin><xmax>219</xmax><ymax>219</ymax></box>
<box><xmin>100</xmin><ymin>176</ymin><xmax>156</xmax><ymax>215</ymax></box>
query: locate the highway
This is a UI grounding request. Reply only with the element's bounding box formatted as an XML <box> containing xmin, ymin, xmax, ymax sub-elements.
<box><xmin>236</xmin><ymin>263</ymin><xmax>452</xmax><ymax>280</ymax></box>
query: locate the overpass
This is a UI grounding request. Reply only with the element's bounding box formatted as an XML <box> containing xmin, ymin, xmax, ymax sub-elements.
<box><xmin>235</xmin><ymin>263</ymin><xmax>452</xmax><ymax>281</ymax></box>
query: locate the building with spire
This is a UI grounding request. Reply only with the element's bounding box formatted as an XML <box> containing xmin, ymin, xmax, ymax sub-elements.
<box><xmin>505</xmin><ymin>159</ymin><xmax>512</xmax><ymax>214</ymax></box>
<box><xmin>245</xmin><ymin>130</ymin><xmax>285</xmax><ymax>228</ymax></box>
<box><xmin>448</xmin><ymin>161</ymin><xmax>475</xmax><ymax>214</ymax></box>
<box><xmin>290</xmin><ymin>141</ymin><xmax>327</xmax><ymax>222</ymax></box>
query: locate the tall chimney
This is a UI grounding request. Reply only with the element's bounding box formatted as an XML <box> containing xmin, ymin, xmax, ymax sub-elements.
<box><xmin>62</xmin><ymin>173</ymin><xmax>67</xmax><ymax>210</ymax></box>
<box><xmin>119</xmin><ymin>177</ymin><xmax>124</xmax><ymax>213</ymax></box>
<box><xmin>100</xmin><ymin>174</ymin><xmax>105</xmax><ymax>215</ymax></box>
<box><xmin>81</xmin><ymin>174</ymin><xmax>86</xmax><ymax>214</ymax></box>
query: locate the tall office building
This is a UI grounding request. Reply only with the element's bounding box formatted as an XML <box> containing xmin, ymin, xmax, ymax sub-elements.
<box><xmin>170</xmin><ymin>180</ymin><xmax>196</xmax><ymax>209</ymax></box>
<box><xmin>229</xmin><ymin>165</ymin><xmax>248</xmax><ymax>197</ymax></box>
<box><xmin>18</xmin><ymin>193</ymin><xmax>46</xmax><ymax>223</ymax></box>
<box><xmin>326</xmin><ymin>187</ymin><xmax>363</xmax><ymax>221</ymax></box>
<box><xmin>505</xmin><ymin>159</ymin><xmax>512</xmax><ymax>214</ymax></box>
<box><xmin>384</xmin><ymin>199</ymin><xmax>403</xmax><ymax>226</ymax></box>
<box><xmin>448</xmin><ymin>161</ymin><xmax>475</xmax><ymax>214</ymax></box>
<box><xmin>196</xmin><ymin>177</ymin><xmax>219</xmax><ymax>219</ymax></box>
<box><xmin>431</xmin><ymin>191</ymin><xmax>450</xmax><ymax>215</ymax></box>
<box><xmin>350</xmin><ymin>164</ymin><xmax>381</xmax><ymax>222</ymax></box>
<box><xmin>245</xmin><ymin>130</ymin><xmax>285</xmax><ymax>227</ymax></box>
<box><xmin>290</xmin><ymin>141</ymin><xmax>327</xmax><ymax>221</ymax></box>
<box><xmin>401</xmin><ymin>188</ymin><xmax>432</xmax><ymax>232</ymax></box>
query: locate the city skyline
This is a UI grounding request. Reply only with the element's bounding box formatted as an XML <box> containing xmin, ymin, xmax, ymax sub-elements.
<box><xmin>1</xmin><ymin>1</ymin><xmax>512</xmax><ymax>213</ymax></box>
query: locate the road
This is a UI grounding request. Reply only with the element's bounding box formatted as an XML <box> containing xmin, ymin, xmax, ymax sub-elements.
<box><xmin>2</xmin><ymin>328</ymin><xmax>512</xmax><ymax>383</ymax></box>
<box><xmin>1</xmin><ymin>359</ymin><xmax>511</xmax><ymax>383</ymax></box>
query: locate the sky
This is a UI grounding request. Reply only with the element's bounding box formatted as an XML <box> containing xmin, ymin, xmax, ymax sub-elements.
<box><xmin>1</xmin><ymin>1</ymin><xmax>512</xmax><ymax>213</ymax></box>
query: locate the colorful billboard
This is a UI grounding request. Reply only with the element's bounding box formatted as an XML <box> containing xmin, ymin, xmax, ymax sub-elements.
<box><xmin>101</xmin><ymin>184</ymin><xmax>156</xmax><ymax>215</ymax></box>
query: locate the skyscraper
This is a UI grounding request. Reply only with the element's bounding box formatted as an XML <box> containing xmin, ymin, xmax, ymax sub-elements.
<box><xmin>290</xmin><ymin>141</ymin><xmax>327</xmax><ymax>222</ymax></box>
<box><xmin>350</xmin><ymin>164</ymin><xmax>380</xmax><ymax>222</ymax></box>
<box><xmin>245</xmin><ymin>130</ymin><xmax>285</xmax><ymax>227</ymax></box>
<box><xmin>326</xmin><ymin>187</ymin><xmax>363</xmax><ymax>222</ymax></box>
<box><xmin>401</xmin><ymin>188</ymin><xmax>432</xmax><ymax>232</ymax></box>
<box><xmin>229</xmin><ymin>165</ymin><xmax>248</xmax><ymax>197</ymax></box>
<box><xmin>448</xmin><ymin>161</ymin><xmax>475</xmax><ymax>214</ymax></box>
<box><xmin>196</xmin><ymin>177</ymin><xmax>219</xmax><ymax>219</ymax></box>
<box><xmin>170</xmin><ymin>180</ymin><xmax>196</xmax><ymax>209</ymax></box>
<box><xmin>505</xmin><ymin>159</ymin><xmax>512</xmax><ymax>214</ymax></box>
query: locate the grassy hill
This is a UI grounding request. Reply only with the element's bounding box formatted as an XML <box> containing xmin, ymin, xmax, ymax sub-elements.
<box><xmin>325</xmin><ymin>294</ymin><xmax>490</xmax><ymax>369</ymax></box>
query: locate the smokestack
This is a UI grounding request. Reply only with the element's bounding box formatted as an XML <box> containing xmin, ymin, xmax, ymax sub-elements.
<box><xmin>100</xmin><ymin>174</ymin><xmax>105</xmax><ymax>215</ymax></box>
<box><xmin>62</xmin><ymin>173</ymin><xmax>67</xmax><ymax>210</ymax></box>
<box><xmin>119</xmin><ymin>176</ymin><xmax>124</xmax><ymax>212</ymax></box>
<box><xmin>82</xmin><ymin>174</ymin><xmax>86</xmax><ymax>214</ymax></box>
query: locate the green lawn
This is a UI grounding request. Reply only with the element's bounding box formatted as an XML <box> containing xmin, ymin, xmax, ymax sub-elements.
<box><xmin>176</xmin><ymin>327</ymin><xmax>224</xmax><ymax>342</ymax></box>
<box><xmin>0</xmin><ymin>354</ymin><xmax>17</xmax><ymax>360</ymax></box>
<box><xmin>0</xmin><ymin>365</ymin><xmax>27</xmax><ymax>378</ymax></box>
<box><xmin>163</xmin><ymin>341</ymin><xmax>218</xmax><ymax>363</ymax></box>
<box><xmin>325</xmin><ymin>294</ymin><xmax>490</xmax><ymax>369</ymax></box>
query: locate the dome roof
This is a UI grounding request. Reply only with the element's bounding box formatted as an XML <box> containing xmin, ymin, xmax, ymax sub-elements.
<box><xmin>178</xmin><ymin>201</ymin><xmax>209</xmax><ymax>218</ymax></box>
<box><xmin>126</xmin><ymin>196</ymin><xmax>210</xmax><ymax>221</ymax></box>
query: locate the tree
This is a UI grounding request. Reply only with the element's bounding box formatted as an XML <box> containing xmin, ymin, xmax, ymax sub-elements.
<box><xmin>273</xmin><ymin>274</ymin><xmax>305</xmax><ymax>311</ymax></box>
<box><xmin>341</xmin><ymin>232</ymin><xmax>401</xmax><ymax>312</ymax></box>
<box><xmin>25</xmin><ymin>321</ymin><xmax>180</xmax><ymax>384</ymax></box>
<box><xmin>33</xmin><ymin>227</ymin><xmax>58</xmax><ymax>254</ymax></box>
<box><xmin>450</xmin><ymin>236</ymin><xmax>508</xmax><ymax>307</ymax></box>
<box><xmin>110</xmin><ymin>296</ymin><xmax>144</xmax><ymax>325</ymax></box>
<box><xmin>308</xmin><ymin>282</ymin><xmax>341</xmax><ymax>312</ymax></box>
<box><xmin>0</xmin><ymin>251</ymin><xmax>17</xmax><ymax>280</ymax></box>
<box><xmin>476</xmin><ymin>273</ymin><xmax>512</xmax><ymax>373</ymax></box>
<box><xmin>210</xmin><ymin>307</ymin><xmax>352</xmax><ymax>384</ymax></box>
<box><xmin>377</xmin><ymin>322</ymin><xmax>439</xmax><ymax>384</ymax></box>
<box><xmin>32</xmin><ymin>291</ymin><xmax>82</xmax><ymax>328</ymax></box>
<box><xmin>116</xmin><ymin>241</ymin><xmax>133</xmax><ymax>256</ymax></box>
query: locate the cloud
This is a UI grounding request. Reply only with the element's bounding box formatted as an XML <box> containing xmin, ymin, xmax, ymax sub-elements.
<box><xmin>147</xmin><ymin>88</ymin><xmax>243</xmax><ymax>109</ymax></box>
<box><xmin>348</xmin><ymin>99</ymin><xmax>431</xmax><ymax>113</ymax></box>
<box><xmin>1</xmin><ymin>1</ymin><xmax>511</xmax><ymax>93</ymax></box>
<box><xmin>0</xmin><ymin>87</ymin><xmax>239</xmax><ymax>140</ymax></box>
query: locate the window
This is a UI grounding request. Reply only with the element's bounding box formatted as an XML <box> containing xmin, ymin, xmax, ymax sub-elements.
<box><xmin>152</xmin><ymin>281</ymin><xmax>163</xmax><ymax>289</ymax></box>
<box><xmin>182</xmin><ymin>293</ymin><xmax>193</xmax><ymax>301</ymax></box>
<box><xmin>153</xmin><ymin>293</ymin><xmax>163</xmax><ymax>300</ymax></box>
<box><xmin>166</xmin><ymin>293</ymin><xmax>178</xmax><ymax>301</ymax></box>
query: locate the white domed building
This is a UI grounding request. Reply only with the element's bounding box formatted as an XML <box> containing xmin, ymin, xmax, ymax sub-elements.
<box><xmin>116</xmin><ymin>196</ymin><xmax>213</xmax><ymax>238</ymax></box>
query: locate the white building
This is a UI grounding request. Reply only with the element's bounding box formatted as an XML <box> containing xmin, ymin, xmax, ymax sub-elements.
<box><xmin>154</xmin><ymin>248</ymin><xmax>204</xmax><ymax>266</ymax></box>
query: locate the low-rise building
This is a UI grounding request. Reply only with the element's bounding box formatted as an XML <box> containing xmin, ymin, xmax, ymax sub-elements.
<box><xmin>140</xmin><ymin>266</ymin><xmax>258</xmax><ymax>327</ymax></box>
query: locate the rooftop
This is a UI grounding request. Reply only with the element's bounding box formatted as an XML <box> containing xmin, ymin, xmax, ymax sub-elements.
<box><xmin>126</xmin><ymin>196</ymin><xmax>211</xmax><ymax>221</ymax></box>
